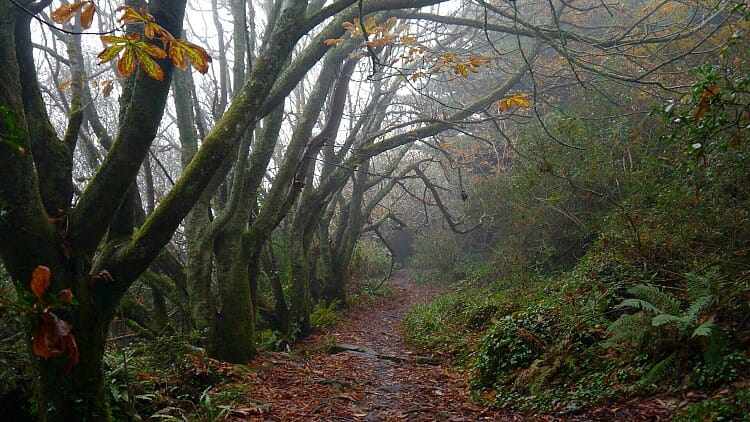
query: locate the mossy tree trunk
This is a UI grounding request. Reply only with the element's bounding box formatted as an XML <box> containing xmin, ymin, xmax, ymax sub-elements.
<box><xmin>208</xmin><ymin>231</ymin><xmax>255</xmax><ymax>361</ymax></box>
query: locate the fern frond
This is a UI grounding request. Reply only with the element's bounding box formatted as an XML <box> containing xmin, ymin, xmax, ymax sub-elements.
<box><xmin>618</xmin><ymin>298</ymin><xmax>661</xmax><ymax>314</ymax></box>
<box><xmin>605</xmin><ymin>313</ymin><xmax>650</xmax><ymax>347</ymax></box>
<box><xmin>684</xmin><ymin>271</ymin><xmax>717</xmax><ymax>292</ymax></box>
<box><xmin>686</xmin><ymin>295</ymin><xmax>712</xmax><ymax>324</ymax></box>
<box><xmin>639</xmin><ymin>352</ymin><xmax>677</xmax><ymax>387</ymax></box>
<box><xmin>651</xmin><ymin>313</ymin><xmax>687</xmax><ymax>327</ymax></box>
<box><xmin>691</xmin><ymin>317</ymin><xmax>716</xmax><ymax>338</ymax></box>
<box><xmin>626</xmin><ymin>284</ymin><xmax>681</xmax><ymax>313</ymax></box>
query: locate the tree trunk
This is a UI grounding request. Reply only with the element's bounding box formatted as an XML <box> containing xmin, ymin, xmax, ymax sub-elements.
<box><xmin>288</xmin><ymin>230</ymin><xmax>311</xmax><ymax>333</ymax></box>
<box><xmin>208</xmin><ymin>231</ymin><xmax>255</xmax><ymax>362</ymax></box>
<box><xmin>29</xmin><ymin>265</ymin><xmax>121</xmax><ymax>421</ymax></box>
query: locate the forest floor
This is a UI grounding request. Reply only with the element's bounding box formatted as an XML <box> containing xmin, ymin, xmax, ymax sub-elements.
<box><xmin>227</xmin><ymin>270</ymin><xmax>684</xmax><ymax>421</ymax></box>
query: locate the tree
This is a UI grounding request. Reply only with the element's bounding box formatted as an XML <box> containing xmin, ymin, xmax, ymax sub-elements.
<box><xmin>1</xmin><ymin>0</ymin><xmax>737</xmax><ymax>419</ymax></box>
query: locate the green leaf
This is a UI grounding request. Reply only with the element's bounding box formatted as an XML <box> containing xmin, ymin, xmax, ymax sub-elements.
<box><xmin>617</xmin><ymin>298</ymin><xmax>660</xmax><ymax>314</ymax></box>
<box><xmin>651</xmin><ymin>313</ymin><xmax>685</xmax><ymax>327</ymax></box>
<box><xmin>135</xmin><ymin>47</ymin><xmax>164</xmax><ymax>81</ymax></box>
<box><xmin>691</xmin><ymin>318</ymin><xmax>715</xmax><ymax>338</ymax></box>
<box><xmin>97</xmin><ymin>44</ymin><xmax>125</xmax><ymax>64</ymax></box>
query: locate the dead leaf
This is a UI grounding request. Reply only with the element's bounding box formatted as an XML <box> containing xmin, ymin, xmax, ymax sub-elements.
<box><xmin>56</xmin><ymin>289</ymin><xmax>74</xmax><ymax>306</ymax></box>
<box><xmin>694</xmin><ymin>85</ymin><xmax>719</xmax><ymax>120</ymax></box>
<box><xmin>32</xmin><ymin>309</ymin><xmax>79</xmax><ymax>370</ymax></box>
<box><xmin>31</xmin><ymin>265</ymin><xmax>51</xmax><ymax>301</ymax></box>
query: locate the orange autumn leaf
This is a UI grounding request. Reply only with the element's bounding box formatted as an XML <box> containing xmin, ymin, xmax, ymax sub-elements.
<box><xmin>324</xmin><ymin>38</ymin><xmax>345</xmax><ymax>46</ymax></box>
<box><xmin>497</xmin><ymin>93</ymin><xmax>532</xmax><ymax>112</ymax></box>
<box><xmin>117</xmin><ymin>48</ymin><xmax>138</xmax><ymax>78</ymax></box>
<box><xmin>135</xmin><ymin>48</ymin><xmax>165</xmax><ymax>80</ymax></box>
<box><xmin>50</xmin><ymin>1</ymin><xmax>91</xmax><ymax>26</ymax></box>
<box><xmin>99</xmin><ymin>34</ymin><xmax>167</xmax><ymax>80</ymax></box>
<box><xmin>168</xmin><ymin>39</ymin><xmax>212</xmax><ymax>73</ymax></box>
<box><xmin>31</xmin><ymin>265</ymin><xmax>51</xmax><ymax>301</ymax></box>
<box><xmin>32</xmin><ymin>309</ymin><xmax>80</xmax><ymax>370</ymax></box>
<box><xmin>56</xmin><ymin>289</ymin><xmax>74</xmax><ymax>307</ymax></box>
<box><xmin>694</xmin><ymin>85</ymin><xmax>719</xmax><ymax>120</ymax></box>
<box><xmin>80</xmin><ymin>2</ymin><xmax>96</xmax><ymax>29</ymax></box>
<box><xmin>115</xmin><ymin>5</ymin><xmax>154</xmax><ymax>24</ymax></box>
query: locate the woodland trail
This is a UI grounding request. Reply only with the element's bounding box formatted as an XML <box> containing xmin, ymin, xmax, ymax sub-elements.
<box><xmin>231</xmin><ymin>270</ymin><xmax>675</xmax><ymax>421</ymax></box>
<box><xmin>233</xmin><ymin>269</ymin><xmax>513</xmax><ymax>421</ymax></box>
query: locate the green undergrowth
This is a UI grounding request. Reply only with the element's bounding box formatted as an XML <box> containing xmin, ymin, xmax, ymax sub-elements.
<box><xmin>404</xmin><ymin>249</ymin><xmax>750</xmax><ymax>413</ymax></box>
<box><xmin>405</xmin><ymin>19</ymin><xmax>750</xmax><ymax>415</ymax></box>
<box><xmin>673</xmin><ymin>387</ymin><xmax>750</xmax><ymax>421</ymax></box>
<box><xmin>97</xmin><ymin>335</ymin><xmax>253</xmax><ymax>421</ymax></box>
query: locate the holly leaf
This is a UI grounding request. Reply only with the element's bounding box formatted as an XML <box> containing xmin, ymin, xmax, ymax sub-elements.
<box><xmin>31</xmin><ymin>265</ymin><xmax>51</xmax><ymax>301</ymax></box>
<box><xmin>32</xmin><ymin>309</ymin><xmax>80</xmax><ymax>371</ymax></box>
<box><xmin>168</xmin><ymin>39</ymin><xmax>211</xmax><ymax>73</ymax></box>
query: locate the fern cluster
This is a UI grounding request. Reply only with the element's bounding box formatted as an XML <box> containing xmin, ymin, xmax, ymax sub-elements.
<box><xmin>606</xmin><ymin>274</ymin><xmax>724</xmax><ymax>387</ymax></box>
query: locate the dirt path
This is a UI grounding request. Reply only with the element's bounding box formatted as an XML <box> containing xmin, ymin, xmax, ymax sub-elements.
<box><xmin>226</xmin><ymin>270</ymin><xmax>705</xmax><ymax>421</ymax></box>
<box><xmin>234</xmin><ymin>269</ymin><xmax>520</xmax><ymax>421</ymax></box>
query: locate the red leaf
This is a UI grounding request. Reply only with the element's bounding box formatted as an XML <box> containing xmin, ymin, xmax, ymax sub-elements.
<box><xmin>31</xmin><ymin>266</ymin><xmax>51</xmax><ymax>301</ymax></box>
<box><xmin>32</xmin><ymin>310</ymin><xmax>79</xmax><ymax>370</ymax></box>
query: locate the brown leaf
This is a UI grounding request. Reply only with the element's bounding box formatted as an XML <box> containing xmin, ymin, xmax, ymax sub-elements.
<box><xmin>117</xmin><ymin>49</ymin><xmax>137</xmax><ymax>79</ymax></box>
<box><xmin>324</xmin><ymin>38</ymin><xmax>345</xmax><ymax>46</ymax></box>
<box><xmin>102</xmin><ymin>79</ymin><xmax>114</xmax><ymax>97</ymax></box>
<box><xmin>32</xmin><ymin>309</ymin><xmax>79</xmax><ymax>370</ymax></box>
<box><xmin>50</xmin><ymin>2</ymin><xmax>88</xmax><ymax>25</ymax></box>
<box><xmin>116</xmin><ymin>6</ymin><xmax>154</xmax><ymax>24</ymax></box>
<box><xmin>32</xmin><ymin>310</ymin><xmax>69</xmax><ymax>357</ymax></box>
<box><xmin>168</xmin><ymin>39</ymin><xmax>212</xmax><ymax>74</ymax></box>
<box><xmin>80</xmin><ymin>2</ymin><xmax>96</xmax><ymax>30</ymax></box>
<box><xmin>31</xmin><ymin>266</ymin><xmax>51</xmax><ymax>301</ymax></box>
<box><xmin>58</xmin><ymin>79</ymin><xmax>73</xmax><ymax>91</ymax></box>
<box><xmin>56</xmin><ymin>289</ymin><xmax>74</xmax><ymax>306</ymax></box>
<box><xmin>694</xmin><ymin>85</ymin><xmax>719</xmax><ymax>121</ymax></box>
